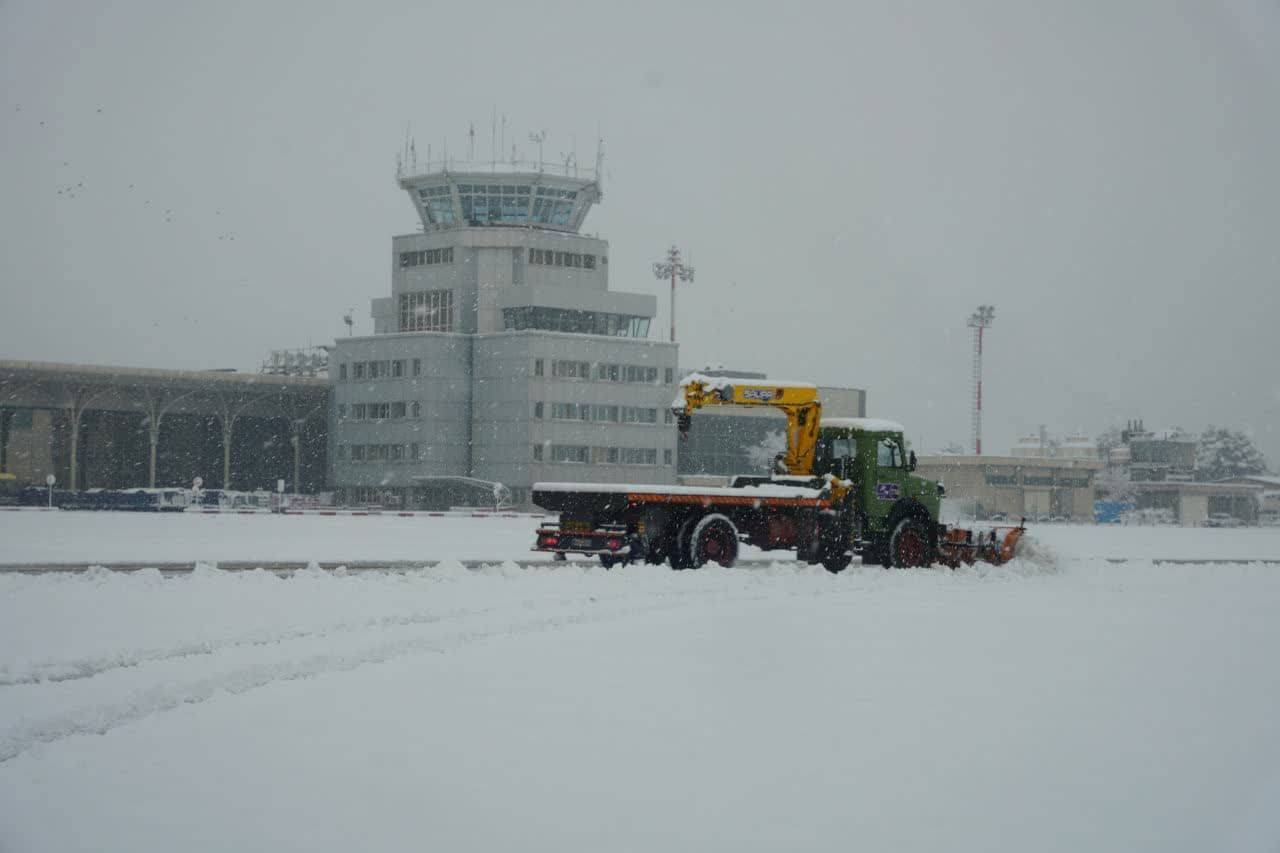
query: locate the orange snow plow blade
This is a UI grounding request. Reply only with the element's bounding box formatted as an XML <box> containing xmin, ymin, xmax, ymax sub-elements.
<box><xmin>936</xmin><ymin>520</ymin><xmax>1027</xmax><ymax>568</ymax></box>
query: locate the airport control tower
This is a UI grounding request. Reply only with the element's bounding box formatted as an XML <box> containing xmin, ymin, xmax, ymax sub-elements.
<box><xmin>328</xmin><ymin>148</ymin><xmax>678</xmax><ymax>509</ymax></box>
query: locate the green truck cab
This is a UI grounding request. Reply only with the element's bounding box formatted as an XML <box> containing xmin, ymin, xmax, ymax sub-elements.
<box><xmin>813</xmin><ymin>418</ymin><xmax>945</xmax><ymax>567</ymax></box>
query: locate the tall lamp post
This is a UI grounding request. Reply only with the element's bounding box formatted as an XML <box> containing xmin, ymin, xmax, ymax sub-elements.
<box><xmin>653</xmin><ymin>245</ymin><xmax>694</xmax><ymax>343</ymax></box>
<box><xmin>967</xmin><ymin>304</ymin><xmax>996</xmax><ymax>455</ymax></box>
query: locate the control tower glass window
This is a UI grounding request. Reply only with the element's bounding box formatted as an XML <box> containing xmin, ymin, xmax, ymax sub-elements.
<box><xmin>416</xmin><ymin>186</ymin><xmax>455</xmax><ymax>225</ymax></box>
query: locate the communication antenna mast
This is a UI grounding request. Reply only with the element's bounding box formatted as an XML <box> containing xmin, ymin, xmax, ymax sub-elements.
<box><xmin>967</xmin><ymin>305</ymin><xmax>996</xmax><ymax>454</ymax></box>
<box><xmin>468</xmin><ymin>122</ymin><xmax>475</xmax><ymax>160</ymax></box>
<box><xmin>529</xmin><ymin>130</ymin><xmax>547</xmax><ymax>169</ymax></box>
<box><xmin>653</xmin><ymin>245</ymin><xmax>694</xmax><ymax>343</ymax></box>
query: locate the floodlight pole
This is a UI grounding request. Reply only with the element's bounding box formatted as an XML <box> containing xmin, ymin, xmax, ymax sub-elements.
<box><xmin>653</xmin><ymin>245</ymin><xmax>694</xmax><ymax>343</ymax></box>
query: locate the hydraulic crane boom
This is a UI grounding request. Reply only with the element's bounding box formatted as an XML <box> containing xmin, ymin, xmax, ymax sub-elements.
<box><xmin>672</xmin><ymin>374</ymin><xmax>822</xmax><ymax>475</ymax></box>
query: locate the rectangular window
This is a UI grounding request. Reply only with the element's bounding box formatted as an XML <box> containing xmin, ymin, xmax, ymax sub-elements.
<box><xmin>391</xmin><ymin>444</ymin><xmax>404</xmax><ymax>462</ymax></box>
<box><xmin>339</xmin><ymin>363</ymin><xmax>348</xmax><ymax>380</ymax></box>
<box><xmin>391</xmin><ymin>401</ymin><xmax>407</xmax><ymax>419</ymax></box>
<box><xmin>399</xmin><ymin>289</ymin><xmax>455</xmax><ymax>332</ymax></box>
<box><xmin>592</xmin><ymin>405</ymin><xmax>618</xmax><ymax>423</ymax></box>
<box><xmin>351</xmin><ymin>403</ymin><xmax>366</xmax><ymax>420</ymax></box>
<box><xmin>584</xmin><ymin>254</ymin><xmax>596</xmax><ymax>270</ymax></box>
<box><xmin>664</xmin><ymin>368</ymin><xmax>674</xmax><ymax>384</ymax></box>
<box><xmin>337</xmin><ymin>404</ymin><xmax>347</xmax><ymax>420</ymax></box>
<box><xmin>532</xmin><ymin>443</ymin><xmax>543</xmax><ymax>462</ymax></box>
<box><xmin>412</xmin><ymin>358</ymin><xmax>422</xmax><ymax>376</ymax></box>
<box><xmin>551</xmin><ymin>445</ymin><xmax>589</xmax><ymax>463</ymax></box>
<box><xmin>411</xmin><ymin>401</ymin><xmax>421</xmax><ymax>418</ymax></box>
<box><xmin>337</xmin><ymin>444</ymin><xmax>347</xmax><ymax>460</ymax></box>
<box><xmin>534</xmin><ymin>402</ymin><xmax>543</xmax><ymax>419</ymax></box>
<box><xmin>410</xmin><ymin>443</ymin><xmax>420</xmax><ymax>461</ymax></box>
<box><xmin>350</xmin><ymin>445</ymin><xmax>365</xmax><ymax>462</ymax></box>
<box><xmin>620</xmin><ymin>448</ymin><xmax>658</xmax><ymax>465</ymax></box>
<box><xmin>353</xmin><ymin>363</ymin><xmax>365</xmax><ymax>380</ymax></box>
<box><xmin>392</xmin><ymin>360</ymin><xmax>404</xmax><ymax>378</ymax></box>
<box><xmin>664</xmin><ymin>410</ymin><xmax>674</xmax><ymax>425</ymax></box>
<box><xmin>552</xmin><ymin>360</ymin><xmax>590</xmax><ymax>379</ymax></box>
<box><xmin>534</xmin><ymin>358</ymin><xmax>544</xmax><ymax>377</ymax></box>
<box><xmin>664</xmin><ymin>449</ymin><xmax>673</xmax><ymax>466</ymax></box>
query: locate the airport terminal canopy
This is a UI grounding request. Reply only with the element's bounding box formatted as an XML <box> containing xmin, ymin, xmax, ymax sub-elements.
<box><xmin>396</xmin><ymin>158</ymin><xmax>602</xmax><ymax>233</ymax></box>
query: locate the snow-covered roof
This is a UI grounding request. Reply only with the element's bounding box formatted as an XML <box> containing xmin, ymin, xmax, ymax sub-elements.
<box><xmin>821</xmin><ymin>417</ymin><xmax>905</xmax><ymax>434</ymax></box>
<box><xmin>678</xmin><ymin>372</ymin><xmax>817</xmax><ymax>391</ymax></box>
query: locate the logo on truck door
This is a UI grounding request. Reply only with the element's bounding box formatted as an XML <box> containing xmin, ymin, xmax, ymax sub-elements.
<box><xmin>742</xmin><ymin>388</ymin><xmax>779</xmax><ymax>401</ymax></box>
<box><xmin>875</xmin><ymin>482</ymin><xmax>900</xmax><ymax>500</ymax></box>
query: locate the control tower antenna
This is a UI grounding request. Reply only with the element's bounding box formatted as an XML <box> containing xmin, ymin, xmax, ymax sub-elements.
<box><xmin>468</xmin><ymin>122</ymin><xmax>475</xmax><ymax>160</ymax></box>
<box><xmin>653</xmin><ymin>245</ymin><xmax>694</xmax><ymax>343</ymax></box>
<box><xmin>490</xmin><ymin>106</ymin><xmax>496</xmax><ymax>170</ymax></box>
<box><xmin>529</xmin><ymin>130</ymin><xmax>547</xmax><ymax>169</ymax></box>
<box><xmin>967</xmin><ymin>304</ymin><xmax>996</xmax><ymax>455</ymax></box>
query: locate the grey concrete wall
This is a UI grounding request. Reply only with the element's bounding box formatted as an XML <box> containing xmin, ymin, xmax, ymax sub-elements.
<box><xmin>330</xmin><ymin>333</ymin><xmax>472</xmax><ymax>489</ymax></box>
<box><xmin>472</xmin><ymin>332</ymin><xmax>680</xmax><ymax>501</ymax></box>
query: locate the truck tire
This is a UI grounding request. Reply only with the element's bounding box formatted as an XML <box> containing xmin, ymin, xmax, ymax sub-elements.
<box><xmin>669</xmin><ymin>516</ymin><xmax>698</xmax><ymax>570</ymax></box>
<box><xmin>821</xmin><ymin>535</ymin><xmax>852</xmax><ymax>573</ymax></box>
<box><xmin>689</xmin><ymin>513</ymin><xmax>739</xmax><ymax>568</ymax></box>
<box><xmin>888</xmin><ymin>517</ymin><xmax>935</xmax><ymax>568</ymax></box>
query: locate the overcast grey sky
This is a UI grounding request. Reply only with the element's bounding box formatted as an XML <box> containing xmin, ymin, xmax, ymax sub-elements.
<box><xmin>2</xmin><ymin>0</ymin><xmax>1278</xmax><ymax>461</ymax></box>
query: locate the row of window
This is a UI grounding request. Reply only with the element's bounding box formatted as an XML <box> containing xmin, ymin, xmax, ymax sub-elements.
<box><xmin>527</xmin><ymin>248</ymin><xmax>596</xmax><ymax>269</ymax></box>
<box><xmin>338</xmin><ymin>359</ymin><xmax>424</xmax><ymax>381</ymax></box>
<box><xmin>400</xmin><ymin>289</ymin><xmax>455</xmax><ymax>332</ymax></box>
<box><xmin>533</xmin><ymin>444</ymin><xmax>671</xmax><ymax>466</ymax></box>
<box><xmin>535</xmin><ymin>402</ymin><xmax>665</xmax><ymax>425</ymax></box>
<box><xmin>337</xmin><ymin>443</ymin><xmax>423</xmax><ymax>462</ymax></box>
<box><xmin>536</xmin><ymin>359</ymin><xmax>670</xmax><ymax>384</ymax></box>
<box><xmin>337</xmin><ymin>401</ymin><xmax>422</xmax><ymax>421</ymax></box>
<box><xmin>503</xmin><ymin>308</ymin><xmax>651</xmax><ymax>339</ymax></box>
<box><xmin>399</xmin><ymin>248</ymin><xmax>454</xmax><ymax>268</ymax></box>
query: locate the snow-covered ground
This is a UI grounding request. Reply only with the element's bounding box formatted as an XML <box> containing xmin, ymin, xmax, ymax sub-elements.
<box><xmin>2</xmin><ymin>514</ymin><xmax>1280</xmax><ymax>852</ymax></box>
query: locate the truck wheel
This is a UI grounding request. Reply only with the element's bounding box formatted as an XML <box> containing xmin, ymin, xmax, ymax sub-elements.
<box><xmin>821</xmin><ymin>538</ymin><xmax>852</xmax><ymax>573</ymax></box>
<box><xmin>889</xmin><ymin>517</ymin><xmax>934</xmax><ymax>568</ymax></box>
<box><xmin>669</xmin><ymin>517</ymin><xmax>698</xmax><ymax>570</ymax></box>
<box><xmin>689</xmin><ymin>514</ymin><xmax>739</xmax><ymax>568</ymax></box>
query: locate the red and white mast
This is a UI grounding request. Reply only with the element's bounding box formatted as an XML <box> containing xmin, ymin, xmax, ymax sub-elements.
<box><xmin>967</xmin><ymin>305</ymin><xmax>995</xmax><ymax>455</ymax></box>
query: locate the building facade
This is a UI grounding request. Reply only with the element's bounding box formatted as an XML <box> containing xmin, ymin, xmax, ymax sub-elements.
<box><xmin>674</xmin><ymin>366</ymin><xmax>867</xmax><ymax>481</ymax></box>
<box><xmin>915</xmin><ymin>454</ymin><xmax>1102</xmax><ymax>522</ymax></box>
<box><xmin>329</xmin><ymin>161</ymin><xmax>678</xmax><ymax>508</ymax></box>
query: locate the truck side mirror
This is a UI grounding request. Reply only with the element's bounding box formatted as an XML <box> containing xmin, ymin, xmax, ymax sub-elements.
<box><xmin>909</xmin><ymin>450</ymin><xmax>917</xmax><ymax>471</ymax></box>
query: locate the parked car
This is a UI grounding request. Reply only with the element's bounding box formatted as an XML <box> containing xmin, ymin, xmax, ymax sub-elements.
<box><xmin>1204</xmin><ymin>513</ymin><xmax>1244</xmax><ymax>528</ymax></box>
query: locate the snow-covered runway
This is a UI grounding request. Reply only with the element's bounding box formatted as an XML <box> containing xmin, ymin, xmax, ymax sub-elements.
<box><xmin>2</xmin><ymin>513</ymin><xmax>1279</xmax><ymax>852</ymax></box>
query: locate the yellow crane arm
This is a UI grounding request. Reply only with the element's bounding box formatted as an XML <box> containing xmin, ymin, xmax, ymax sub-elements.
<box><xmin>673</xmin><ymin>375</ymin><xmax>822</xmax><ymax>476</ymax></box>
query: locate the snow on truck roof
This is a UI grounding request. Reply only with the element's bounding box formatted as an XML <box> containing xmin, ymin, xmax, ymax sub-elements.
<box><xmin>678</xmin><ymin>373</ymin><xmax>817</xmax><ymax>390</ymax></box>
<box><xmin>533</xmin><ymin>482</ymin><xmax>824</xmax><ymax>500</ymax></box>
<box><xmin>821</xmin><ymin>417</ymin><xmax>905</xmax><ymax>433</ymax></box>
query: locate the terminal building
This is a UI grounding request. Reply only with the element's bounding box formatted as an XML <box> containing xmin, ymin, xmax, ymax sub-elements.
<box><xmin>329</xmin><ymin>157</ymin><xmax>678</xmax><ymax>509</ymax></box>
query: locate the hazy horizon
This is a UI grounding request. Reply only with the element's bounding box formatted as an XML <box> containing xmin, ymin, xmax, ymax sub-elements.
<box><xmin>3</xmin><ymin>0</ymin><xmax>1277</xmax><ymax>461</ymax></box>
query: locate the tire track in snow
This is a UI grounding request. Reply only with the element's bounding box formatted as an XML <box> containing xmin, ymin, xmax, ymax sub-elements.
<box><xmin>0</xmin><ymin>603</ymin><xmax>506</xmax><ymax>687</ymax></box>
<box><xmin>0</xmin><ymin>585</ymin><xmax>769</xmax><ymax>765</ymax></box>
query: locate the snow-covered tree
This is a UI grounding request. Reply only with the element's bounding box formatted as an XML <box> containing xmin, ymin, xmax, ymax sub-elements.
<box><xmin>744</xmin><ymin>429</ymin><xmax>787</xmax><ymax>472</ymax></box>
<box><xmin>1196</xmin><ymin>426</ymin><xmax>1268</xmax><ymax>481</ymax></box>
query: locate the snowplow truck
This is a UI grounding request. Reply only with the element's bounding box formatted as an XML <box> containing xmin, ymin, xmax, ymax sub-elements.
<box><xmin>531</xmin><ymin>374</ymin><xmax>1025</xmax><ymax>571</ymax></box>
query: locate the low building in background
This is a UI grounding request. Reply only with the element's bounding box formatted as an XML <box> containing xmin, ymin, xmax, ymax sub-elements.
<box><xmin>674</xmin><ymin>366</ymin><xmax>866</xmax><ymax>482</ymax></box>
<box><xmin>915</xmin><ymin>454</ymin><xmax>1102</xmax><ymax>522</ymax></box>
